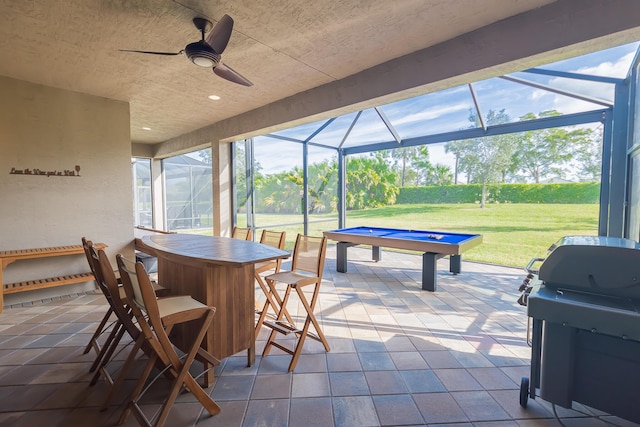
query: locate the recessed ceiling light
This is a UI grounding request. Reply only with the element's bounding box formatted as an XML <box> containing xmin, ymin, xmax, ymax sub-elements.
<box><xmin>208</xmin><ymin>95</ymin><xmax>221</xmax><ymax>101</ymax></box>
<box><xmin>142</xmin><ymin>126</ymin><xmax>152</xmax><ymax>131</ymax></box>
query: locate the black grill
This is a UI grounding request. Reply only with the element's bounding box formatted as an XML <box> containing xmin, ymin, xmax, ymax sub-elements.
<box><xmin>518</xmin><ymin>235</ymin><xmax>640</xmax><ymax>424</ymax></box>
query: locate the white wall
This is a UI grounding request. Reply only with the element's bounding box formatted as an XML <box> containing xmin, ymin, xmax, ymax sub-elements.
<box><xmin>0</xmin><ymin>76</ymin><xmax>134</xmax><ymax>306</ymax></box>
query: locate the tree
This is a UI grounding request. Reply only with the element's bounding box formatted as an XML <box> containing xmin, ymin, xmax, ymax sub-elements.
<box><xmin>445</xmin><ymin>138</ymin><xmax>476</xmax><ymax>184</ymax></box>
<box><xmin>411</xmin><ymin>146</ymin><xmax>433</xmax><ymax>186</ymax></box>
<box><xmin>424</xmin><ymin>164</ymin><xmax>454</xmax><ymax>186</ymax></box>
<box><xmin>252</xmin><ymin>153</ymin><xmax>398</xmax><ymax>213</ymax></box>
<box><xmin>346</xmin><ymin>153</ymin><xmax>399</xmax><ymax>209</ymax></box>
<box><xmin>512</xmin><ymin>111</ymin><xmax>592</xmax><ymax>183</ymax></box>
<box><xmin>257</xmin><ymin>172</ymin><xmax>304</xmax><ymax>213</ymax></box>
<box><xmin>445</xmin><ymin>109</ymin><xmax>516</xmax><ymax>206</ymax></box>
<box><xmin>388</xmin><ymin>146</ymin><xmax>417</xmax><ymax>187</ymax></box>
<box><xmin>572</xmin><ymin>125</ymin><xmax>603</xmax><ymax>182</ymax></box>
<box><xmin>233</xmin><ymin>143</ymin><xmax>265</xmax><ymax>214</ymax></box>
<box><xmin>307</xmin><ymin>160</ymin><xmax>338</xmax><ymax>213</ymax></box>
<box><xmin>385</xmin><ymin>145</ymin><xmax>452</xmax><ymax>187</ymax></box>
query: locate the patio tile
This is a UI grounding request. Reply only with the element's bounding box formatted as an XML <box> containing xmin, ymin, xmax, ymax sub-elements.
<box><xmin>354</xmin><ymin>339</ymin><xmax>386</xmax><ymax>353</ymax></box>
<box><xmin>451</xmin><ymin>390</ymin><xmax>511</xmax><ymax>422</ymax></box>
<box><xmin>327</xmin><ymin>352</ymin><xmax>362</xmax><ymax>372</ymax></box>
<box><xmin>413</xmin><ymin>392</ymin><xmax>469</xmax><ymax>424</ymax></box>
<box><xmin>289</xmin><ymin>397</ymin><xmax>334</xmax><ymax>427</ymax></box>
<box><xmin>400</xmin><ymin>369</ymin><xmax>446</xmax><ymax>393</ymax></box>
<box><xmin>433</xmin><ymin>368</ymin><xmax>483</xmax><ymax>391</ymax></box>
<box><xmin>372</xmin><ymin>394</ymin><xmax>424</xmax><ymax>425</ymax></box>
<box><xmin>0</xmin><ymin>348</ymin><xmax>48</xmax><ymax>365</ymax></box>
<box><xmin>382</xmin><ymin>334</ymin><xmax>417</xmax><ymax>351</ymax></box>
<box><xmin>0</xmin><ymin>363</ymin><xmax>52</xmax><ymax>386</ymax></box>
<box><xmin>294</xmin><ymin>353</ymin><xmax>327</xmax><ymax>373</ymax></box>
<box><xmin>250</xmin><ymin>373</ymin><xmax>291</xmax><ymax>399</ymax></box>
<box><xmin>30</xmin><ymin>361</ymin><xmax>92</xmax><ymax>384</ymax></box>
<box><xmin>211</xmin><ymin>375</ymin><xmax>255</xmax><ymax>401</ymax></box>
<box><xmin>467</xmin><ymin>367</ymin><xmax>519</xmax><ymax>390</ymax></box>
<box><xmin>389</xmin><ymin>351</ymin><xmax>429</xmax><ymax>370</ymax></box>
<box><xmin>257</xmin><ymin>354</ymin><xmax>292</xmax><ymax>374</ymax></box>
<box><xmin>152</xmin><ymin>402</ymin><xmax>202</xmax><ymax>426</ymax></box>
<box><xmin>358</xmin><ymin>351</ymin><xmax>396</xmax><ymax>371</ymax></box>
<box><xmin>364</xmin><ymin>370</ymin><xmax>408</xmax><ymax>395</ymax></box>
<box><xmin>329</xmin><ymin>371</ymin><xmax>370</xmax><ymax>396</ymax></box>
<box><xmin>0</xmin><ymin>383</ymin><xmax>61</xmax><ymax>412</ymax></box>
<box><xmin>326</xmin><ymin>337</ymin><xmax>356</xmax><ymax>353</ymax></box>
<box><xmin>242</xmin><ymin>398</ymin><xmax>289</xmax><ymax>427</ymax></box>
<box><xmin>489</xmin><ymin>389</ymin><xmax>553</xmax><ymax>420</ymax></box>
<box><xmin>291</xmin><ymin>372</ymin><xmax>330</xmax><ymax>398</ymax></box>
<box><xmin>420</xmin><ymin>350</ymin><xmax>464</xmax><ymax>369</ymax></box>
<box><xmin>222</xmin><ymin>355</ymin><xmax>260</xmax><ymax>376</ymax></box>
<box><xmin>197</xmin><ymin>400</ymin><xmax>247</xmax><ymax>427</ymax></box>
<box><xmin>332</xmin><ymin>396</ymin><xmax>379</xmax><ymax>427</ymax></box>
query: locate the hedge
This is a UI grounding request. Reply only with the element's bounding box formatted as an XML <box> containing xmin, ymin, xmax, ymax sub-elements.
<box><xmin>397</xmin><ymin>182</ymin><xmax>600</xmax><ymax>204</ymax></box>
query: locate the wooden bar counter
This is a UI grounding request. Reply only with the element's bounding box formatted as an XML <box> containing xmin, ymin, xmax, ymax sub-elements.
<box><xmin>136</xmin><ymin>233</ymin><xmax>289</xmax><ymax>385</ymax></box>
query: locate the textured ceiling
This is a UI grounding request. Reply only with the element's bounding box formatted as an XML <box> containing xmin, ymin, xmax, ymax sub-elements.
<box><xmin>0</xmin><ymin>0</ymin><xmax>558</xmax><ymax>145</ymax></box>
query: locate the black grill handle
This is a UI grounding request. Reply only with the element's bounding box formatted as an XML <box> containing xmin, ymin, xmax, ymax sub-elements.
<box><xmin>525</xmin><ymin>257</ymin><xmax>545</xmax><ymax>274</ymax></box>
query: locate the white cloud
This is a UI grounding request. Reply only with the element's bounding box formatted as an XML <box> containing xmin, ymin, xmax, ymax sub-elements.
<box><xmin>542</xmin><ymin>50</ymin><xmax>636</xmax><ymax>114</ymax></box>
<box><xmin>392</xmin><ymin>102</ymin><xmax>470</xmax><ymax>126</ymax></box>
<box><xmin>574</xmin><ymin>51</ymin><xmax>636</xmax><ymax>78</ymax></box>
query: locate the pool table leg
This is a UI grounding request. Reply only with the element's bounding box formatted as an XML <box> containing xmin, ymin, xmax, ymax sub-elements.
<box><xmin>450</xmin><ymin>255</ymin><xmax>461</xmax><ymax>274</ymax></box>
<box><xmin>422</xmin><ymin>252</ymin><xmax>444</xmax><ymax>291</ymax></box>
<box><xmin>372</xmin><ymin>246</ymin><xmax>381</xmax><ymax>262</ymax></box>
<box><xmin>336</xmin><ymin>242</ymin><xmax>356</xmax><ymax>273</ymax></box>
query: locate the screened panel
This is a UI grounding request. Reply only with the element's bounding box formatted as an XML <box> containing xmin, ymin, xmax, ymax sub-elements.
<box><xmin>270</xmin><ymin>118</ymin><xmax>331</xmax><ymax>142</ymax></box>
<box><xmin>627</xmin><ymin>60</ymin><xmax>640</xmax><ymax>242</ymax></box>
<box><xmin>132</xmin><ymin>158</ymin><xmax>152</xmax><ymax>227</ymax></box>
<box><xmin>378</xmin><ymin>86</ymin><xmax>475</xmax><ymax>139</ymax></box>
<box><xmin>471</xmin><ymin>78</ymin><xmax>559</xmax><ymax>123</ymax></box>
<box><xmin>509</xmin><ymin>71</ymin><xmax>615</xmax><ymax>105</ymax></box>
<box><xmin>339</xmin><ymin>108</ymin><xmax>395</xmax><ymax>149</ymax></box>
<box><xmin>162</xmin><ymin>149</ymin><xmax>213</xmax><ymax>233</ymax></box>
<box><xmin>253</xmin><ymin>137</ymin><xmax>304</xmax><ymax>243</ymax></box>
<box><xmin>307</xmin><ymin>112</ymin><xmax>361</xmax><ymax>148</ymax></box>
<box><xmin>628</xmin><ymin>149</ymin><xmax>640</xmax><ymax>242</ymax></box>
<box><xmin>307</xmin><ymin>145</ymin><xmax>339</xmax><ymax>235</ymax></box>
<box><xmin>233</xmin><ymin>140</ymin><xmax>250</xmax><ymax>228</ymax></box>
<box><xmin>539</xmin><ymin>42</ymin><xmax>639</xmax><ymax>78</ymax></box>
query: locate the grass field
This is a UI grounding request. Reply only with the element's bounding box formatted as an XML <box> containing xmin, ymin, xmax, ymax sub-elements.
<box><xmin>214</xmin><ymin>203</ymin><xmax>600</xmax><ymax>268</ymax></box>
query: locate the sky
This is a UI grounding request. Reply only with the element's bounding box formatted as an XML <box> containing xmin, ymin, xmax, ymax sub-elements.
<box><xmin>250</xmin><ymin>41</ymin><xmax>640</xmax><ymax>176</ymax></box>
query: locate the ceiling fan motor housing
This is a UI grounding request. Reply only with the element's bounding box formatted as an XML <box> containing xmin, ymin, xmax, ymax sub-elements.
<box><xmin>185</xmin><ymin>41</ymin><xmax>221</xmax><ymax>67</ymax></box>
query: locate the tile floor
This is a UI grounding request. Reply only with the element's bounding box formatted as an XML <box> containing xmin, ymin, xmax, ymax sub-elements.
<box><xmin>0</xmin><ymin>245</ymin><xmax>636</xmax><ymax>427</ymax></box>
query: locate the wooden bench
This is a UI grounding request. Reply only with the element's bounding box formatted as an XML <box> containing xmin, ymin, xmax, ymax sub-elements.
<box><xmin>0</xmin><ymin>243</ymin><xmax>106</xmax><ymax>313</ymax></box>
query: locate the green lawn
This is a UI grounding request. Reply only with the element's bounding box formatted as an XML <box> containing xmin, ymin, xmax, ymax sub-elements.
<box><xmin>235</xmin><ymin>203</ymin><xmax>599</xmax><ymax>268</ymax></box>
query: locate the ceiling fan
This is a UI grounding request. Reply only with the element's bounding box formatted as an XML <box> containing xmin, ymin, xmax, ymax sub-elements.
<box><xmin>121</xmin><ymin>14</ymin><xmax>253</xmax><ymax>87</ymax></box>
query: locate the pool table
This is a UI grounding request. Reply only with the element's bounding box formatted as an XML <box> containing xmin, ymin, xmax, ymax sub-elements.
<box><xmin>323</xmin><ymin>226</ymin><xmax>482</xmax><ymax>291</ymax></box>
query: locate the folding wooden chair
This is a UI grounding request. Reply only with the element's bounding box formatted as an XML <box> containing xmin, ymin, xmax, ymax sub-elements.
<box><xmin>262</xmin><ymin>234</ymin><xmax>330</xmax><ymax>371</ymax></box>
<box><xmin>116</xmin><ymin>254</ymin><xmax>221</xmax><ymax>427</ymax></box>
<box><xmin>81</xmin><ymin>237</ymin><xmax>125</xmax><ymax>374</ymax></box>
<box><xmin>254</xmin><ymin>230</ymin><xmax>289</xmax><ymax>335</ymax></box>
<box><xmin>232</xmin><ymin>226</ymin><xmax>253</xmax><ymax>241</ymax></box>
<box><xmin>93</xmin><ymin>248</ymin><xmax>155</xmax><ymax>411</ymax></box>
<box><xmin>82</xmin><ymin>237</ymin><xmax>168</xmax><ymax>377</ymax></box>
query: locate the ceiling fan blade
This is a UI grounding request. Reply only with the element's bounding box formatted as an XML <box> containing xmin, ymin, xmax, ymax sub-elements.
<box><xmin>214</xmin><ymin>63</ymin><xmax>253</xmax><ymax>87</ymax></box>
<box><xmin>120</xmin><ymin>49</ymin><xmax>182</xmax><ymax>56</ymax></box>
<box><xmin>206</xmin><ymin>14</ymin><xmax>234</xmax><ymax>54</ymax></box>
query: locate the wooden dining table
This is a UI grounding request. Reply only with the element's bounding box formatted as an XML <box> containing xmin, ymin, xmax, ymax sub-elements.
<box><xmin>136</xmin><ymin>233</ymin><xmax>290</xmax><ymax>385</ymax></box>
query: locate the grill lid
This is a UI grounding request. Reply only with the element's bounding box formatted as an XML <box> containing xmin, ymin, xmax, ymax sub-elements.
<box><xmin>538</xmin><ymin>236</ymin><xmax>640</xmax><ymax>299</ymax></box>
